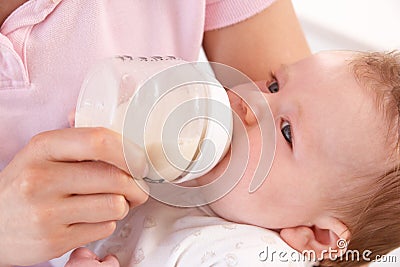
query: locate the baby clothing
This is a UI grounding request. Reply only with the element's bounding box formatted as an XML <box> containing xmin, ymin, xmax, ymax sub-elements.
<box><xmin>51</xmin><ymin>198</ymin><xmax>312</xmax><ymax>267</ymax></box>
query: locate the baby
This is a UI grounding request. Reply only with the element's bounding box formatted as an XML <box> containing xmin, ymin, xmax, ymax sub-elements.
<box><xmin>63</xmin><ymin>50</ymin><xmax>400</xmax><ymax>267</ymax></box>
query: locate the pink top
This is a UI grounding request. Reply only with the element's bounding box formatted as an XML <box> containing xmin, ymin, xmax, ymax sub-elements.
<box><xmin>0</xmin><ymin>0</ymin><xmax>274</xmax><ymax>169</ymax></box>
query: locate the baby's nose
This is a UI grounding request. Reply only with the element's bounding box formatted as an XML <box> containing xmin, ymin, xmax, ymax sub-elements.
<box><xmin>240</xmin><ymin>99</ymin><xmax>257</xmax><ymax>125</ymax></box>
<box><xmin>230</xmin><ymin>82</ymin><xmax>271</xmax><ymax>126</ymax></box>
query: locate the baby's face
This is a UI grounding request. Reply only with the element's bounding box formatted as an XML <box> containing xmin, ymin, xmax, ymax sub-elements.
<box><xmin>197</xmin><ymin>51</ymin><xmax>388</xmax><ymax>229</ymax></box>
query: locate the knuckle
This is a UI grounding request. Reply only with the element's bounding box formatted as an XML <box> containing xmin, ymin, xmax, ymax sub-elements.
<box><xmin>29</xmin><ymin>132</ymin><xmax>49</xmax><ymax>152</ymax></box>
<box><xmin>28</xmin><ymin>131</ymin><xmax>53</xmax><ymax>159</ymax></box>
<box><xmin>17</xmin><ymin>168</ymin><xmax>43</xmax><ymax>198</ymax></box>
<box><xmin>88</xmin><ymin>128</ymin><xmax>113</xmax><ymax>155</ymax></box>
<box><xmin>29</xmin><ymin>132</ymin><xmax>46</xmax><ymax>146</ymax></box>
<box><xmin>31</xmin><ymin>206</ymin><xmax>55</xmax><ymax>226</ymax></box>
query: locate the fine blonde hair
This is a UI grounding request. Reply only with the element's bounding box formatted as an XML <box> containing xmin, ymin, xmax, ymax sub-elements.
<box><xmin>321</xmin><ymin>51</ymin><xmax>400</xmax><ymax>267</ymax></box>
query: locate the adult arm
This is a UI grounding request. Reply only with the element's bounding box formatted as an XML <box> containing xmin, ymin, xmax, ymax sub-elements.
<box><xmin>203</xmin><ymin>0</ymin><xmax>311</xmax><ymax>81</ymax></box>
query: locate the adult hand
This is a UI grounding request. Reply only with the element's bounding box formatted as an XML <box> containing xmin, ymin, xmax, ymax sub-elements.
<box><xmin>0</xmin><ymin>127</ymin><xmax>148</xmax><ymax>266</ymax></box>
<box><xmin>65</xmin><ymin>247</ymin><xmax>120</xmax><ymax>267</ymax></box>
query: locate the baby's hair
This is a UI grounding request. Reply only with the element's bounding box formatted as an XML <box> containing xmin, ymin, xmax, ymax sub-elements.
<box><xmin>321</xmin><ymin>51</ymin><xmax>400</xmax><ymax>267</ymax></box>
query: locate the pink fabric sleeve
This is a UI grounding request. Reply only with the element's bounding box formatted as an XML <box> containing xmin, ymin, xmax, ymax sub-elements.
<box><xmin>205</xmin><ymin>0</ymin><xmax>277</xmax><ymax>31</ymax></box>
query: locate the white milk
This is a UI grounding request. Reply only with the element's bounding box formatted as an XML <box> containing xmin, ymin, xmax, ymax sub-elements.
<box><xmin>75</xmin><ymin>56</ymin><xmax>232</xmax><ymax>183</ymax></box>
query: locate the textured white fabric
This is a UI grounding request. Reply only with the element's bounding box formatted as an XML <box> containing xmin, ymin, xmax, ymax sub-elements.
<box><xmin>51</xmin><ymin>198</ymin><xmax>311</xmax><ymax>267</ymax></box>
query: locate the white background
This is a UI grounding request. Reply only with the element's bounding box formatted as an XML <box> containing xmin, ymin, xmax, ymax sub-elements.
<box><xmin>291</xmin><ymin>1</ymin><xmax>400</xmax><ymax>266</ymax></box>
<box><xmin>292</xmin><ymin>0</ymin><xmax>400</xmax><ymax>52</ymax></box>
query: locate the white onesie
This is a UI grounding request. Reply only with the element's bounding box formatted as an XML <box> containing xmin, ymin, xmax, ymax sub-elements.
<box><xmin>51</xmin><ymin>198</ymin><xmax>313</xmax><ymax>267</ymax></box>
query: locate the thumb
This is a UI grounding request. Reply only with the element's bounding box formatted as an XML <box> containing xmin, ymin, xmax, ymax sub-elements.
<box><xmin>70</xmin><ymin>247</ymin><xmax>98</xmax><ymax>260</ymax></box>
<box><xmin>101</xmin><ymin>255</ymin><xmax>120</xmax><ymax>266</ymax></box>
<box><xmin>67</xmin><ymin>247</ymin><xmax>99</xmax><ymax>262</ymax></box>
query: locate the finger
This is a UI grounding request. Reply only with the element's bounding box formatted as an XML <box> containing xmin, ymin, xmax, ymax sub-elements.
<box><xmin>67</xmin><ymin>253</ymin><xmax>120</xmax><ymax>267</ymax></box>
<box><xmin>25</xmin><ymin>127</ymin><xmax>148</xmax><ymax>178</ymax></box>
<box><xmin>69</xmin><ymin>247</ymin><xmax>99</xmax><ymax>261</ymax></box>
<box><xmin>60</xmin><ymin>194</ymin><xmax>129</xmax><ymax>225</ymax></box>
<box><xmin>65</xmin><ymin>248</ymin><xmax>102</xmax><ymax>267</ymax></box>
<box><xmin>101</xmin><ymin>255</ymin><xmax>120</xmax><ymax>266</ymax></box>
<box><xmin>65</xmin><ymin>258</ymin><xmax>101</xmax><ymax>267</ymax></box>
<box><xmin>63</xmin><ymin>221</ymin><xmax>117</xmax><ymax>250</ymax></box>
<box><xmin>44</xmin><ymin>161</ymin><xmax>149</xmax><ymax>206</ymax></box>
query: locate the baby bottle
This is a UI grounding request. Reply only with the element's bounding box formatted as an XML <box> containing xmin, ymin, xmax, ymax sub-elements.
<box><xmin>75</xmin><ymin>56</ymin><xmax>232</xmax><ymax>183</ymax></box>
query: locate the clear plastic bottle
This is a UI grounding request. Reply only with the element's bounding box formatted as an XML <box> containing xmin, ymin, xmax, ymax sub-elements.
<box><xmin>75</xmin><ymin>56</ymin><xmax>232</xmax><ymax>183</ymax></box>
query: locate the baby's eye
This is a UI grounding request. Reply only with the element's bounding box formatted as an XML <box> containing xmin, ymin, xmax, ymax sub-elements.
<box><xmin>267</xmin><ymin>80</ymin><xmax>279</xmax><ymax>93</ymax></box>
<box><xmin>281</xmin><ymin>121</ymin><xmax>292</xmax><ymax>145</ymax></box>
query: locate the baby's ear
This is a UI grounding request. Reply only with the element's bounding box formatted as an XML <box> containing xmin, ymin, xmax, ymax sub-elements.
<box><xmin>280</xmin><ymin>217</ymin><xmax>350</xmax><ymax>259</ymax></box>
